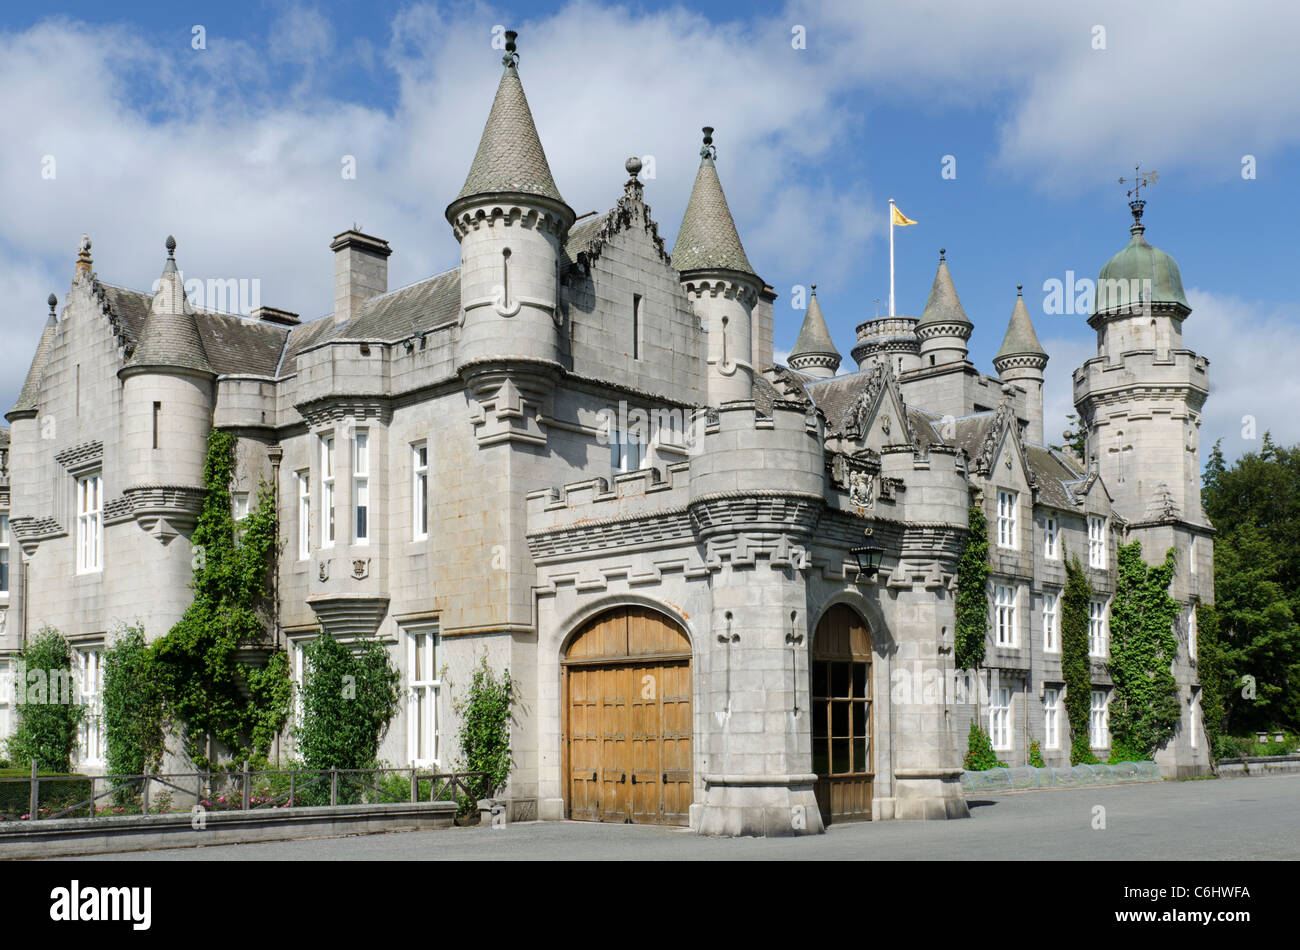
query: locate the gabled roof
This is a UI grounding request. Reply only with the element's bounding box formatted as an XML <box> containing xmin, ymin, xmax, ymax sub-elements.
<box><xmin>10</xmin><ymin>303</ymin><xmax>59</xmax><ymax>415</ymax></box>
<box><xmin>451</xmin><ymin>49</ymin><xmax>566</xmax><ymax>209</ymax></box>
<box><xmin>671</xmin><ymin>133</ymin><xmax>756</xmax><ymax>278</ymax></box>
<box><xmin>916</xmin><ymin>254</ymin><xmax>971</xmax><ymax>328</ymax></box>
<box><xmin>335</xmin><ymin>268</ymin><xmax>461</xmax><ymax>343</ymax></box>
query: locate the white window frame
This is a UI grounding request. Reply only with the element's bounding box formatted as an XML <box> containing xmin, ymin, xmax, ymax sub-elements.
<box><xmin>321</xmin><ymin>436</ymin><xmax>336</xmax><ymax>549</ymax></box>
<box><xmin>74</xmin><ymin>646</ymin><xmax>104</xmax><ymax>767</ymax></box>
<box><xmin>0</xmin><ymin>659</ymin><xmax>12</xmax><ymax>741</ymax></box>
<box><xmin>994</xmin><ymin>583</ymin><xmax>1017</xmax><ymax>647</ymax></box>
<box><xmin>0</xmin><ymin>513</ymin><xmax>9</xmax><ymax>598</ymax></box>
<box><xmin>1088</xmin><ymin>515</ymin><xmax>1107</xmax><ymax>569</ymax></box>
<box><xmin>406</xmin><ymin>628</ymin><xmax>441</xmax><ymax>767</ymax></box>
<box><xmin>997</xmin><ymin>490</ymin><xmax>1018</xmax><ymax>549</ymax></box>
<box><xmin>1042</xmin><ymin>590</ymin><xmax>1060</xmax><ymax>653</ymax></box>
<box><xmin>1188</xmin><ymin>605</ymin><xmax>1198</xmax><ymax>661</ymax></box>
<box><xmin>1043</xmin><ymin>687</ymin><xmax>1061</xmax><ymax>750</ymax></box>
<box><xmin>353</xmin><ymin>429</ymin><xmax>370</xmax><ymax>545</ymax></box>
<box><xmin>76</xmin><ymin>473</ymin><xmax>103</xmax><ymax>574</ymax></box>
<box><xmin>232</xmin><ymin>492</ymin><xmax>250</xmax><ymax>522</ymax></box>
<box><xmin>1089</xmin><ymin>689</ymin><xmax>1109</xmax><ymax>749</ymax></box>
<box><xmin>297</xmin><ymin>472</ymin><xmax>311</xmax><ymax>560</ymax></box>
<box><xmin>412</xmin><ymin>443</ymin><xmax>429</xmax><ymax>542</ymax></box>
<box><xmin>291</xmin><ymin>639</ymin><xmax>308</xmax><ymax>740</ymax></box>
<box><xmin>1043</xmin><ymin>515</ymin><xmax>1059</xmax><ymax>561</ymax></box>
<box><xmin>1088</xmin><ymin>599</ymin><xmax>1108</xmax><ymax>657</ymax></box>
<box><xmin>1189</xmin><ymin>688</ymin><xmax>1200</xmax><ymax>749</ymax></box>
<box><xmin>989</xmin><ymin>686</ymin><xmax>1012</xmax><ymax>751</ymax></box>
<box><xmin>610</xmin><ymin>426</ymin><xmax>647</xmax><ymax>474</ymax></box>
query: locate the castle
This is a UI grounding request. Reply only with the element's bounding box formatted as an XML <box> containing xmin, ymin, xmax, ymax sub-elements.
<box><xmin>0</xmin><ymin>32</ymin><xmax>1212</xmax><ymax>835</ymax></box>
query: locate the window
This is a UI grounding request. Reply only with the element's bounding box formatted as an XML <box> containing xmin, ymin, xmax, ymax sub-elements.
<box><xmin>0</xmin><ymin>659</ymin><xmax>12</xmax><ymax>741</ymax></box>
<box><xmin>75</xmin><ymin>646</ymin><xmax>104</xmax><ymax>767</ymax></box>
<box><xmin>297</xmin><ymin>472</ymin><xmax>311</xmax><ymax>560</ymax></box>
<box><xmin>632</xmin><ymin>293</ymin><xmax>642</xmax><ymax>360</ymax></box>
<box><xmin>152</xmin><ymin>401</ymin><xmax>161</xmax><ymax>450</ymax></box>
<box><xmin>76</xmin><ymin>473</ymin><xmax>103</xmax><ymax>573</ymax></box>
<box><xmin>1089</xmin><ymin>689</ymin><xmax>1109</xmax><ymax>748</ymax></box>
<box><xmin>232</xmin><ymin>492</ymin><xmax>250</xmax><ymax>521</ymax></box>
<box><xmin>0</xmin><ymin>514</ymin><xmax>9</xmax><ymax>597</ymax></box>
<box><xmin>321</xmin><ymin>437</ymin><xmax>335</xmax><ymax>549</ymax></box>
<box><xmin>990</xmin><ymin>687</ymin><xmax>1012</xmax><ymax>751</ymax></box>
<box><xmin>1188</xmin><ymin>605</ymin><xmax>1198</xmax><ymax>661</ymax></box>
<box><xmin>1189</xmin><ymin>688</ymin><xmax>1201</xmax><ymax>749</ymax></box>
<box><xmin>1088</xmin><ymin>599</ymin><xmax>1108</xmax><ymax>657</ymax></box>
<box><xmin>1043</xmin><ymin>687</ymin><xmax>1061</xmax><ymax>750</ymax></box>
<box><xmin>407</xmin><ymin>628</ymin><xmax>440</xmax><ymax>766</ymax></box>
<box><xmin>1044</xmin><ymin>515</ymin><xmax>1059</xmax><ymax>560</ymax></box>
<box><xmin>994</xmin><ymin>584</ymin><xmax>1017</xmax><ymax>647</ymax></box>
<box><xmin>997</xmin><ymin>490</ymin><xmax>1018</xmax><ymax>549</ymax></box>
<box><xmin>291</xmin><ymin>640</ymin><xmax>308</xmax><ymax>729</ymax></box>
<box><xmin>610</xmin><ymin>426</ymin><xmax>646</xmax><ymax>473</ymax></box>
<box><xmin>1088</xmin><ymin>515</ymin><xmax>1107</xmax><ymax>569</ymax></box>
<box><xmin>413</xmin><ymin>443</ymin><xmax>429</xmax><ymax>542</ymax></box>
<box><xmin>1043</xmin><ymin>590</ymin><xmax>1060</xmax><ymax>652</ymax></box>
<box><xmin>353</xmin><ymin>430</ymin><xmax>370</xmax><ymax>544</ymax></box>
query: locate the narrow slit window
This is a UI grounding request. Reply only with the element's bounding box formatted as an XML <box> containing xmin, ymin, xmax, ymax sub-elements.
<box><xmin>632</xmin><ymin>293</ymin><xmax>642</xmax><ymax>360</ymax></box>
<box><xmin>152</xmin><ymin>402</ymin><xmax>161</xmax><ymax>450</ymax></box>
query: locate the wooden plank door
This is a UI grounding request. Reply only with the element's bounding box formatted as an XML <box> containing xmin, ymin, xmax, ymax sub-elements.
<box><xmin>567</xmin><ymin>666</ymin><xmax>601</xmax><ymax>821</ymax></box>
<box><xmin>598</xmin><ymin>665</ymin><xmax>630</xmax><ymax>822</ymax></box>
<box><xmin>659</xmin><ymin>661</ymin><xmax>693</xmax><ymax>824</ymax></box>
<box><xmin>629</xmin><ymin>664</ymin><xmax>661</xmax><ymax>824</ymax></box>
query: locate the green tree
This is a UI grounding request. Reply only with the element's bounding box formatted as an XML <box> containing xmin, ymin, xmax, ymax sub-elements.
<box><xmin>103</xmin><ymin>624</ymin><xmax>167</xmax><ymax>777</ymax></box>
<box><xmin>1201</xmin><ymin>434</ymin><xmax>1300</xmax><ymax>732</ymax></box>
<box><xmin>1108</xmin><ymin>542</ymin><xmax>1181</xmax><ymax>758</ymax></box>
<box><xmin>1062</xmin><ymin>555</ymin><xmax>1097</xmax><ymax>765</ymax></box>
<box><xmin>151</xmin><ymin>430</ymin><xmax>291</xmax><ymax>768</ymax></box>
<box><xmin>6</xmin><ymin>628</ymin><xmax>85</xmax><ymax>772</ymax></box>
<box><xmin>294</xmin><ymin>631</ymin><xmax>401</xmax><ymax>774</ymax></box>
<box><xmin>1195</xmin><ymin>601</ymin><xmax>1230</xmax><ymax>759</ymax></box>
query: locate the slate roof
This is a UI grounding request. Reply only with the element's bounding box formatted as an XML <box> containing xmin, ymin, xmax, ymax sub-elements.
<box><xmin>790</xmin><ymin>290</ymin><xmax>839</xmax><ymax>360</ymax></box>
<box><xmin>452</xmin><ymin>60</ymin><xmax>566</xmax><ymax>208</ymax></box>
<box><xmin>337</xmin><ymin>268</ymin><xmax>461</xmax><ymax>342</ymax></box>
<box><xmin>671</xmin><ymin>153</ymin><xmax>756</xmax><ymax>278</ymax></box>
<box><xmin>11</xmin><ymin>311</ymin><xmax>59</xmax><ymax>414</ymax></box>
<box><xmin>916</xmin><ymin>257</ymin><xmax>971</xmax><ymax>328</ymax></box>
<box><xmin>560</xmin><ymin>212</ymin><xmax>611</xmax><ymax>272</ymax></box>
<box><xmin>1024</xmin><ymin>444</ymin><xmax>1085</xmax><ymax>510</ymax></box>
<box><xmin>125</xmin><ymin>259</ymin><xmax>215</xmax><ymax>375</ymax></box>
<box><xmin>994</xmin><ymin>291</ymin><xmax>1047</xmax><ymax>362</ymax></box>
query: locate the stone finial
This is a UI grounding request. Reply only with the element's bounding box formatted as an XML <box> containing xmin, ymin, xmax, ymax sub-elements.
<box><xmin>1017</xmin><ymin>283</ymin><xmax>1023</xmax><ymax>295</ymax></box>
<box><xmin>626</xmin><ymin>156</ymin><xmax>642</xmax><ymax>178</ymax></box>
<box><xmin>48</xmin><ymin>293</ymin><xmax>57</xmax><ymax>312</ymax></box>
<box><xmin>700</xmin><ymin>126</ymin><xmax>716</xmax><ymax>161</ymax></box>
<box><xmin>624</xmin><ymin>156</ymin><xmax>644</xmax><ymax>201</ymax></box>
<box><xmin>939</xmin><ymin>248</ymin><xmax>946</xmax><ymax>261</ymax></box>
<box><xmin>166</xmin><ymin>234</ymin><xmax>177</xmax><ymax>257</ymax></box>
<box><xmin>76</xmin><ymin>233</ymin><xmax>93</xmax><ymax>278</ymax></box>
<box><xmin>502</xmin><ymin>30</ymin><xmax>519</xmax><ymax>67</ymax></box>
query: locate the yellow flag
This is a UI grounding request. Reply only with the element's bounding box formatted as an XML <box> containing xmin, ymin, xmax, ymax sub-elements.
<box><xmin>891</xmin><ymin>204</ymin><xmax>917</xmax><ymax>226</ymax></box>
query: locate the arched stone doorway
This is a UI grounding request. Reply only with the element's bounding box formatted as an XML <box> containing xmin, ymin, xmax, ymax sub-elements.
<box><xmin>811</xmin><ymin>604</ymin><xmax>874</xmax><ymax>824</ymax></box>
<box><xmin>562</xmin><ymin>606</ymin><xmax>692</xmax><ymax>825</ymax></box>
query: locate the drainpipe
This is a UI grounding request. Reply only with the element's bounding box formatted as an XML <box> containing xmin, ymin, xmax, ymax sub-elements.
<box><xmin>19</xmin><ymin>555</ymin><xmax>28</xmax><ymax>649</ymax></box>
<box><xmin>267</xmin><ymin>444</ymin><xmax>283</xmax><ymax>766</ymax></box>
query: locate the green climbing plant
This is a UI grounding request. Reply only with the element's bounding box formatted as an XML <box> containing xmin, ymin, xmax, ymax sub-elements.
<box><xmin>453</xmin><ymin>653</ymin><xmax>517</xmax><ymax>808</ymax></box>
<box><xmin>294</xmin><ymin>631</ymin><xmax>402</xmax><ymax>773</ymax></box>
<box><xmin>1107</xmin><ymin>542</ymin><xmax>1181</xmax><ymax>759</ymax></box>
<box><xmin>1195</xmin><ymin>601</ymin><xmax>1230</xmax><ymax>760</ymax></box>
<box><xmin>103</xmin><ymin>623</ymin><xmax>167</xmax><ymax>778</ymax></box>
<box><xmin>151</xmin><ymin>430</ymin><xmax>291</xmax><ymax>769</ymax></box>
<box><xmin>1062</xmin><ymin>553</ymin><xmax>1098</xmax><ymax>765</ymax></box>
<box><xmin>963</xmin><ymin>721</ymin><xmax>1007</xmax><ymax>771</ymax></box>
<box><xmin>955</xmin><ymin>503</ymin><xmax>990</xmax><ymax>671</ymax></box>
<box><xmin>1027</xmin><ymin>738</ymin><xmax>1045</xmax><ymax>768</ymax></box>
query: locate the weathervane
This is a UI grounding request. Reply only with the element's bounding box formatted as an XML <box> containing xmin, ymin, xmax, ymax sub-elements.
<box><xmin>1118</xmin><ymin>163</ymin><xmax>1159</xmax><ymax>201</ymax></box>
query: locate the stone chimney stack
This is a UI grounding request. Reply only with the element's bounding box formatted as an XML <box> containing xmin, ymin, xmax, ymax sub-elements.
<box><xmin>331</xmin><ymin>230</ymin><xmax>391</xmax><ymax>327</ymax></box>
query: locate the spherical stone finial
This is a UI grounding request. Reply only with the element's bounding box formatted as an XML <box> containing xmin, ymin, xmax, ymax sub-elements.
<box><xmin>1016</xmin><ymin>283</ymin><xmax>1023</xmax><ymax>295</ymax></box>
<box><xmin>48</xmin><ymin>293</ymin><xmax>57</xmax><ymax>310</ymax></box>
<box><xmin>166</xmin><ymin>235</ymin><xmax>177</xmax><ymax>256</ymax></box>
<box><xmin>811</xmin><ymin>283</ymin><xmax>817</xmax><ymax>294</ymax></box>
<box><xmin>626</xmin><ymin>156</ymin><xmax>643</xmax><ymax>177</ymax></box>
<box><xmin>939</xmin><ymin>248</ymin><xmax>946</xmax><ymax>261</ymax></box>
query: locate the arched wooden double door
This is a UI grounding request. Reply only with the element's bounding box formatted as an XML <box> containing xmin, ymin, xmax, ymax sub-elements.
<box><xmin>812</xmin><ymin>604</ymin><xmax>874</xmax><ymax>824</ymax></box>
<box><xmin>563</xmin><ymin>607</ymin><xmax>692</xmax><ymax>825</ymax></box>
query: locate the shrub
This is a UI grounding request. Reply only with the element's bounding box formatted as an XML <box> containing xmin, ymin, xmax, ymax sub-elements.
<box><xmin>294</xmin><ymin>632</ymin><xmax>401</xmax><ymax>776</ymax></box>
<box><xmin>453</xmin><ymin>653</ymin><xmax>517</xmax><ymax>805</ymax></box>
<box><xmin>1028</xmin><ymin>739</ymin><xmax>1045</xmax><ymax>768</ymax></box>
<box><xmin>103</xmin><ymin>623</ymin><xmax>167</xmax><ymax>779</ymax></box>
<box><xmin>5</xmin><ymin>628</ymin><xmax>85</xmax><ymax>773</ymax></box>
<box><xmin>963</xmin><ymin>720</ymin><xmax>1007</xmax><ymax>771</ymax></box>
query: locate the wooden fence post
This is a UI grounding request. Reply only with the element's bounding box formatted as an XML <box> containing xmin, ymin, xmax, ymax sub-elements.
<box><xmin>242</xmin><ymin>761</ymin><xmax>251</xmax><ymax>810</ymax></box>
<box><xmin>410</xmin><ymin>767</ymin><xmax>417</xmax><ymax>803</ymax></box>
<box><xmin>330</xmin><ymin>769</ymin><xmax>337</xmax><ymax>806</ymax></box>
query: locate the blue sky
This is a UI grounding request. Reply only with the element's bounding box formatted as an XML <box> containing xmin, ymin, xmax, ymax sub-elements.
<box><xmin>2</xmin><ymin>1</ymin><xmax>1296</xmax><ymax>461</ymax></box>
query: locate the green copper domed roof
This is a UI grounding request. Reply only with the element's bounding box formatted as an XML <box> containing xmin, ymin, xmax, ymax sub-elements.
<box><xmin>1094</xmin><ymin>201</ymin><xmax>1189</xmax><ymax>314</ymax></box>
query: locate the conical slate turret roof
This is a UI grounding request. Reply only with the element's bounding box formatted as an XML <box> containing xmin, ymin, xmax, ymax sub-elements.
<box><xmin>790</xmin><ymin>286</ymin><xmax>839</xmax><ymax>359</ymax></box>
<box><xmin>124</xmin><ymin>237</ymin><xmax>214</xmax><ymax>375</ymax></box>
<box><xmin>671</xmin><ymin>129</ymin><xmax>756</xmax><ymax>278</ymax></box>
<box><xmin>917</xmin><ymin>252</ymin><xmax>971</xmax><ymax>328</ymax></box>
<box><xmin>9</xmin><ymin>295</ymin><xmax>60</xmax><ymax>415</ymax></box>
<box><xmin>995</xmin><ymin>287</ymin><xmax>1047</xmax><ymax>362</ymax></box>
<box><xmin>451</xmin><ymin>35</ymin><xmax>566</xmax><ymax>209</ymax></box>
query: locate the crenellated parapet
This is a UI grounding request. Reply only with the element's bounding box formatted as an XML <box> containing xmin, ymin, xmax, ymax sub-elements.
<box><xmin>852</xmin><ymin>315</ymin><xmax>921</xmax><ymax>372</ymax></box>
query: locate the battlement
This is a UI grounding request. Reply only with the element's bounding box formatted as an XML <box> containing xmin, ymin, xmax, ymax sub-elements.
<box><xmin>1073</xmin><ymin>348</ymin><xmax>1210</xmax><ymax>402</ymax></box>
<box><xmin>526</xmin><ymin>460</ymin><xmax>692</xmax><ymax>534</ymax></box>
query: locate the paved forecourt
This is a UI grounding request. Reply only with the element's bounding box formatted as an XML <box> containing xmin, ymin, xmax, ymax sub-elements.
<box><xmin>40</xmin><ymin>774</ymin><xmax>1300</xmax><ymax>861</ymax></box>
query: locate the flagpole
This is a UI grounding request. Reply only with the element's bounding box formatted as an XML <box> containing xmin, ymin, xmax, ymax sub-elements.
<box><xmin>889</xmin><ymin>198</ymin><xmax>896</xmax><ymax>317</ymax></box>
